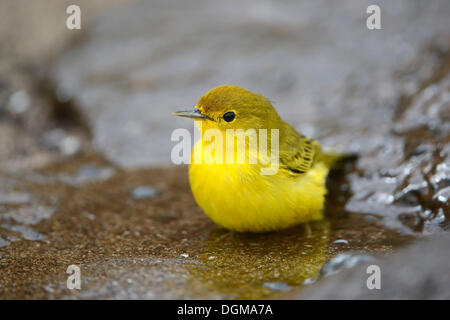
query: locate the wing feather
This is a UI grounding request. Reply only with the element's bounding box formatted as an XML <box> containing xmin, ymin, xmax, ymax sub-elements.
<box><xmin>279</xmin><ymin>124</ymin><xmax>321</xmax><ymax>175</ymax></box>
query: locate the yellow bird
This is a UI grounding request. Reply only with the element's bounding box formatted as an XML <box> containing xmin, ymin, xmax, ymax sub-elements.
<box><xmin>173</xmin><ymin>85</ymin><xmax>340</xmax><ymax>232</ymax></box>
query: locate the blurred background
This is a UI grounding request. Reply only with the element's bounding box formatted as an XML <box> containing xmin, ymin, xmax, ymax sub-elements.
<box><xmin>0</xmin><ymin>0</ymin><xmax>449</xmax><ymax>299</ymax></box>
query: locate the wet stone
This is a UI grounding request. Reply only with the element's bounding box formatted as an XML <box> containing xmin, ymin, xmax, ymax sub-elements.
<box><xmin>0</xmin><ymin>235</ymin><xmax>10</xmax><ymax>247</ymax></box>
<box><xmin>59</xmin><ymin>164</ymin><xmax>115</xmax><ymax>187</ymax></box>
<box><xmin>333</xmin><ymin>239</ymin><xmax>349</xmax><ymax>245</ymax></box>
<box><xmin>41</xmin><ymin>129</ymin><xmax>82</xmax><ymax>156</ymax></box>
<box><xmin>0</xmin><ymin>191</ymin><xmax>32</xmax><ymax>205</ymax></box>
<box><xmin>319</xmin><ymin>253</ymin><xmax>376</xmax><ymax>278</ymax></box>
<box><xmin>51</xmin><ymin>0</ymin><xmax>450</xmax><ymax>170</ymax></box>
<box><xmin>6</xmin><ymin>235</ymin><xmax>20</xmax><ymax>242</ymax></box>
<box><xmin>1</xmin><ymin>206</ymin><xmax>55</xmax><ymax>225</ymax></box>
<box><xmin>302</xmin><ymin>278</ymin><xmax>317</xmax><ymax>285</ymax></box>
<box><xmin>295</xmin><ymin>233</ymin><xmax>450</xmax><ymax>299</ymax></box>
<box><xmin>130</xmin><ymin>186</ymin><xmax>159</xmax><ymax>199</ymax></box>
<box><xmin>345</xmin><ymin>61</ymin><xmax>450</xmax><ymax>233</ymax></box>
<box><xmin>263</xmin><ymin>282</ymin><xmax>292</xmax><ymax>292</ymax></box>
<box><xmin>433</xmin><ymin>186</ymin><xmax>450</xmax><ymax>203</ymax></box>
<box><xmin>1</xmin><ymin>224</ymin><xmax>45</xmax><ymax>241</ymax></box>
<box><xmin>7</xmin><ymin>90</ymin><xmax>31</xmax><ymax>114</ymax></box>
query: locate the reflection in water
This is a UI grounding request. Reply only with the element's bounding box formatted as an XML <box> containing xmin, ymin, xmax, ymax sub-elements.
<box><xmin>188</xmin><ymin>220</ymin><xmax>330</xmax><ymax>299</ymax></box>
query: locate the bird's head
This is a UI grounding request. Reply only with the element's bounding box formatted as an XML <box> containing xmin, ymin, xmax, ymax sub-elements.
<box><xmin>173</xmin><ymin>85</ymin><xmax>281</xmax><ymax>132</ymax></box>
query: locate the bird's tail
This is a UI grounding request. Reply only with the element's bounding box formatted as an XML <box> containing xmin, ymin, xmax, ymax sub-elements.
<box><xmin>319</xmin><ymin>149</ymin><xmax>357</xmax><ymax>168</ymax></box>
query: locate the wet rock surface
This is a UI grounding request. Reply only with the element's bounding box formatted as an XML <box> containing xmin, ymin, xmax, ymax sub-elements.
<box><xmin>0</xmin><ymin>0</ymin><xmax>449</xmax><ymax>299</ymax></box>
<box><xmin>294</xmin><ymin>232</ymin><xmax>450</xmax><ymax>299</ymax></box>
<box><xmin>345</xmin><ymin>46</ymin><xmax>450</xmax><ymax>234</ymax></box>
<box><xmin>0</xmin><ymin>155</ymin><xmax>413</xmax><ymax>299</ymax></box>
<box><xmin>51</xmin><ymin>0</ymin><xmax>450</xmax><ymax>170</ymax></box>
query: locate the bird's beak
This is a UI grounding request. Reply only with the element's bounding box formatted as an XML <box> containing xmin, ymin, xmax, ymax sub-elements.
<box><xmin>172</xmin><ymin>108</ymin><xmax>213</xmax><ymax>121</ymax></box>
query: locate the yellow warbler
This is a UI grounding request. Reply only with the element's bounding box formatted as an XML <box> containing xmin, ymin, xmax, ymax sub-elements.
<box><xmin>174</xmin><ymin>85</ymin><xmax>340</xmax><ymax>232</ymax></box>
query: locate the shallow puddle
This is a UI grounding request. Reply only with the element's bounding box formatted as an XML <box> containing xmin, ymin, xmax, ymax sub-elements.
<box><xmin>0</xmin><ymin>153</ymin><xmax>414</xmax><ymax>299</ymax></box>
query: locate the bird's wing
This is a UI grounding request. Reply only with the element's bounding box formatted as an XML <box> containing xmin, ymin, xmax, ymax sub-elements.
<box><xmin>279</xmin><ymin>125</ymin><xmax>322</xmax><ymax>175</ymax></box>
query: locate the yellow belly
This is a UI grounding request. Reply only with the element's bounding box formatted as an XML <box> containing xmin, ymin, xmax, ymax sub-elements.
<box><xmin>189</xmin><ymin>143</ymin><xmax>329</xmax><ymax>232</ymax></box>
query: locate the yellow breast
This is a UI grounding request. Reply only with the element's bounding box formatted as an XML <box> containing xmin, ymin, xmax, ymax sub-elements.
<box><xmin>188</xmin><ymin>140</ymin><xmax>329</xmax><ymax>232</ymax></box>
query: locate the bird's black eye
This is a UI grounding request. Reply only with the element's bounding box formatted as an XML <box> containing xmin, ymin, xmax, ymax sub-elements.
<box><xmin>223</xmin><ymin>111</ymin><xmax>236</xmax><ymax>122</ymax></box>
